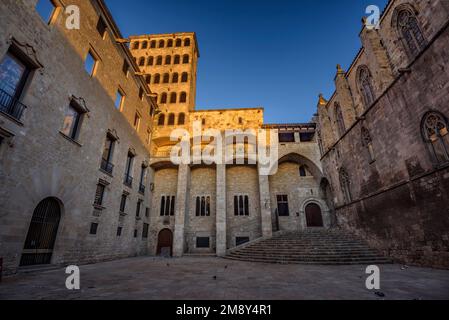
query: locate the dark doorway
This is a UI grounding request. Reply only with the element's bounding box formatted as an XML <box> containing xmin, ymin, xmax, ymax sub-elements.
<box><xmin>305</xmin><ymin>203</ymin><xmax>324</xmax><ymax>227</ymax></box>
<box><xmin>157</xmin><ymin>228</ymin><xmax>173</xmax><ymax>256</ymax></box>
<box><xmin>20</xmin><ymin>198</ymin><xmax>61</xmax><ymax>266</ymax></box>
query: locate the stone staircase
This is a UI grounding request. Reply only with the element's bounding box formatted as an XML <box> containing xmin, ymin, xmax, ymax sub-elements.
<box><xmin>225</xmin><ymin>229</ymin><xmax>392</xmax><ymax>265</ymax></box>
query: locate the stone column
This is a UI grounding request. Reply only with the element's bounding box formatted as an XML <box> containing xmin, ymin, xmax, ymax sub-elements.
<box><xmin>216</xmin><ymin>163</ymin><xmax>227</xmax><ymax>256</ymax></box>
<box><xmin>173</xmin><ymin>164</ymin><xmax>190</xmax><ymax>257</ymax></box>
<box><xmin>258</xmin><ymin>169</ymin><xmax>273</xmax><ymax>238</ymax></box>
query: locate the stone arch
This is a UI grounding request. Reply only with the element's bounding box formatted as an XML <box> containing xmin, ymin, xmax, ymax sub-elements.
<box><xmin>300</xmin><ymin>198</ymin><xmax>330</xmax><ymax>229</ymax></box>
<box><xmin>270</xmin><ymin>152</ymin><xmax>323</xmax><ymax>180</ymax></box>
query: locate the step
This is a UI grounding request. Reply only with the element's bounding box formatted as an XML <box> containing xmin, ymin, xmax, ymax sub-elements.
<box><xmin>224</xmin><ymin>256</ymin><xmax>392</xmax><ymax>265</ymax></box>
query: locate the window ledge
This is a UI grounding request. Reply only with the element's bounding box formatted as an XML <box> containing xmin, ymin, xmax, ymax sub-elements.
<box><xmin>93</xmin><ymin>204</ymin><xmax>105</xmax><ymax>211</ymax></box>
<box><xmin>59</xmin><ymin>131</ymin><xmax>82</xmax><ymax>147</ymax></box>
<box><xmin>119</xmin><ymin>211</ymin><xmax>127</xmax><ymax>217</ymax></box>
<box><xmin>0</xmin><ymin>110</ymin><xmax>24</xmax><ymax>126</ymax></box>
<box><xmin>99</xmin><ymin>168</ymin><xmax>114</xmax><ymax>178</ymax></box>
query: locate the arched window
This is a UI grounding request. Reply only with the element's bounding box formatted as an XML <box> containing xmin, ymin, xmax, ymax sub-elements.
<box><xmin>145</xmin><ymin>75</ymin><xmax>151</xmax><ymax>84</ymax></box>
<box><xmin>396</xmin><ymin>8</ymin><xmax>426</xmax><ymax>58</ymax></box>
<box><xmin>138</xmin><ymin>57</ymin><xmax>145</xmax><ymax>66</ymax></box>
<box><xmin>361</xmin><ymin>127</ymin><xmax>375</xmax><ymax>163</ymax></box>
<box><xmin>299</xmin><ymin>165</ymin><xmax>307</xmax><ymax>177</ymax></box>
<box><xmin>163</xmin><ymin>73</ymin><xmax>170</xmax><ymax>84</ymax></box>
<box><xmin>174</xmin><ymin>55</ymin><xmax>180</xmax><ymax>64</ymax></box>
<box><xmin>421</xmin><ymin>111</ymin><xmax>449</xmax><ymax>165</ymax></box>
<box><xmin>170</xmin><ymin>92</ymin><xmax>177</xmax><ymax>104</ymax></box>
<box><xmin>165</xmin><ymin>55</ymin><xmax>171</xmax><ymax>65</ymax></box>
<box><xmin>157</xmin><ymin>114</ymin><xmax>165</xmax><ymax>126</ymax></box>
<box><xmin>357</xmin><ymin>66</ymin><xmax>375</xmax><ymax>108</ymax></box>
<box><xmin>182</xmin><ymin>54</ymin><xmax>189</xmax><ymax>64</ymax></box>
<box><xmin>142</xmin><ymin>41</ymin><xmax>148</xmax><ymax>49</ymax></box>
<box><xmin>160</xmin><ymin>92</ymin><xmax>167</xmax><ymax>104</ymax></box>
<box><xmin>184</xmin><ymin>38</ymin><xmax>191</xmax><ymax>46</ymax></box>
<box><xmin>175</xmin><ymin>39</ymin><xmax>182</xmax><ymax>47</ymax></box>
<box><xmin>181</xmin><ymin>72</ymin><xmax>188</xmax><ymax>82</ymax></box>
<box><xmin>172</xmin><ymin>73</ymin><xmax>179</xmax><ymax>83</ymax></box>
<box><xmin>178</xmin><ymin>113</ymin><xmax>185</xmax><ymax>125</ymax></box>
<box><xmin>147</xmin><ymin>56</ymin><xmax>154</xmax><ymax>66</ymax></box>
<box><xmin>156</xmin><ymin>56</ymin><xmax>162</xmax><ymax>65</ymax></box>
<box><xmin>167</xmin><ymin>39</ymin><xmax>173</xmax><ymax>47</ymax></box>
<box><xmin>158</xmin><ymin>40</ymin><xmax>165</xmax><ymax>48</ymax></box>
<box><xmin>153</xmin><ymin>73</ymin><xmax>160</xmax><ymax>84</ymax></box>
<box><xmin>180</xmin><ymin>92</ymin><xmax>187</xmax><ymax>103</ymax></box>
<box><xmin>335</xmin><ymin>102</ymin><xmax>346</xmax><ymax>137</ymax></box>
<box><xmin>339</xmin><ymin>168</ymin><xmax>352</xmax><ymax>203</ymax></box>
<box><xmin>133</xmin><ymin>41</ymin><xmax>139</xmax><ymax>50</ymax></box>
<box><xmin>167</xmin><ymin>113</ymin><xmax>175</xmax><ymax>126</ymax></box>
<box><xmin>150</xmin><ymin>40</ymin><xmax>156</xmax><ymax>48</ymax></box>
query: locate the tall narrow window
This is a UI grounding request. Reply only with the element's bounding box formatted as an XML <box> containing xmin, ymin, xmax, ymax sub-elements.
<box><xmin>145</xmin><ymin>75</ymin><xmax>151</xmax><ymax>85</ymax></box>
<box><xmin>158</xmin><ymin>40</ymin><xmax>165</xmax><ymax>48</ymax></box>
<box><xmin>115</xmin><ymin>89</ymin><xmax>125</xmax><ymax>110</ymax></box>
<box><xmin>156</xmin><ymin>56</ymin><xmax>162</xmax><ymax>65</ymax></box>
<box><xmin>299</xmin><ymin>166</ymin><xmax>307</xmax><ymax>177</ymax></box>
<box><xmin>119</xmin><ymin>193</ymin><xmax>127</xmax><ymax>213</ymax></box>
<box><xmin>182</xmin><ymin>54</ymin><xmax>189</xmax><ymax>64</ymax></box>
<box><xmin>142</xmin><ymin>223</ymin><xmax>149</xmax><ymax>238</ymax></box>
<box><xmin>147</xmin><ymin>56</ymin><xmax>154</xmax><ymax>66</ymax></box>
<box><xmin>84</xmin><ymin>50</ymin><xmax>98</xmax><ymax>76</ymax></box>
<box><xmin>165</xmin><ymin>56</ymin><xmax>171</xmax><ymax>65</ymax></box>
<box><xmin>175</xmin><ymin>39</ymin><xmax>182</xmax><ymax>47</ymax></box>
<box><xmin>160</xmin><ymin>196</ymin><xmax>175</xmax><ymax>216</ymax></box>
<box><xmin>361</xmin><ymin>127</ymin><xmax>375</xmax><ymax>163</ymax></box>
<box><xmin>139</xmin><ymin>164</ymin><xmax>147</xmax><ymax>194</ymax></box>
<box><xmin>184</xmin><ymin>38</ymin><xmax>191</xmax><ymax>47</ymax></box>
<box><xmin>178</xmin><ymin>113</ymin><xmax>185</xmax><ymax>125</ymax></box>
<box><xmin>136</xmin><ymin>199</ymin><xmax>143</xmax><ymax>217</ymax></box>
<box><xmin>150</xmin><ymin>40</ymin><xmax>156</xmax><ymax>48</ymax></box>
<box><xmin>122</xmin><ymin>60</ymin><xmax>130</xmax><ymax>76</ymax></box>
<box><xmin>181</xmin><ymin>72</ymin><xmax>188</xmax><ymax>83</ymax></box>
<box><xmin>277</xmin><ymin>195</ymin><xmax>289</xmax><ymax>216</ymax></box>
<box><xmin>168</xmin><ymin>113</ymin><xmax>175</xmax><ymax>126</ymax></box>
<box><xmin>124</xmin><ymin>151</ymin><xmax>135</xmax><ymax>187</ymax></box>
<box><xmin>335</xmin><ymin>102</ymin><xmax>346</xmax><ymax>137</ymax></box>
<box><xmin>138</xmin><ymin>57</ymin><xmax>145</xmax><ymax>67</ymax></box>
<box><xmin>36</xmin><ymin>0</ymin><xmax>57</xmax><ymax>24</ymax></box>
<box><xmin>96</xmin><ymin>17</ymin><xmax>107</xmax><ymax>39</ymax></box>
<box><xmin>101</xmin><ymin>133</ymin><xmax>116</xmax><ymax>174</ymax></box>
<box><xmin>339</xmin><ymin>168</ymin><xmax>352</xmax><ymax>203</ymax></box>
<box><xmin>170</xmin><ymin>92</ymin><xmax>177</xmax><ymax>104</ymax></box>
<box><xmin>160</xmin><ymin>92</ymin><xmax>167</xmax><ymax>104</ymax></box>
<box><xmin>421</xmin><ymin>111</ymin><xmax>449</xmax><ymax>165</ymax></box>
<box><xmin>397</xmin><ymin>9</ymin><xmax>426</xmax><ymax>59</ymax></box>
<box><xmin>172</xmin><ymin>73</ymin><xmax>179</xmax><ymax>83</ymax></box>
<box><xmin>61</xmin><ymin>101</ymin><xmax>85</xmax><ymax>140</ymax></box>
<box><xmin>163</xmin><ymin>73</ymin><xmax>169</xmax><ymax>84</ymax></box>
<box><xmin>153</xmin><ymin>74</ymin><xmax>160</xmax><ymax>84</ymax></box>
<box><xmin>134</xmin><ymin>113</ymin><xmax>141</xmax><ymax>131</ymax></box>
<box><xmin>167</xmin><ymin>39</ymin><xmax>173</xmax><ymax>48</ymax></box>
<box><xmin>234</xmin><ymin>195</ymin><xmax>249</xmax><ymax>216</ymax></box>
<box><xmin>180</xmin><ymin>92</ymin><xmax>187</xmax><ymax>103</ymax></box>
<box><xmin>195</xmin><ymin>196</ymin><xmax>211</xmax><ymax>216</ymax></box>
<box><xmin>157</xmin><ymin>114</ymin><xmax>165</xmax><ymax>126</ymax></box>
<box><xmin>174</xmin><ymin>55</ymin><xmax>180</xmax><ymax>64</ymax></box>
<box><xmin>93</xmin><ymin>183</ymin><xmax>106</xmax><ymax>207</ymax></box>
<box><xmin>358</xmin><ymin>66</ymin><xmax>375</xmax><ymax>108</ymax></box>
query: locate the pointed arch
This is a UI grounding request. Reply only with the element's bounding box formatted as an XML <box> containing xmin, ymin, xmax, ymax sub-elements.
<box><xmin>357</xmin><ymin>65</ymin><xmax>376</xmax><ymax>108</ymax></box>
<box><xmin>421</xmin><ymin>110</ymin><xmax>449</xmax><ymax>165</ymax></box>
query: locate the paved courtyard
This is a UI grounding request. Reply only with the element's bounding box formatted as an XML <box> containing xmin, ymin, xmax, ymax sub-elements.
<box><xmin>1</xmin><ymin>257</ymin><xmax>449</xmax><ymax>300</ymax></box>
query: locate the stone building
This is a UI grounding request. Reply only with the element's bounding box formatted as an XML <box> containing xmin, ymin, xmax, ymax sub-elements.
<box><xmin>316</xmin><ymin>0</ymin><xmax>449</xmax><ymax>268</ymax></box>
<box><xmin>0</xmin><ymin>0</ymin><xmax>330</xmax><ymax>274</ymax></box>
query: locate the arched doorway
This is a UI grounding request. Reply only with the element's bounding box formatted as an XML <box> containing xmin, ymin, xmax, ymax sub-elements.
<box><xmin>20</xmin><ymin>198</ymin><xmax>62</xmax><ymax>266</ymax></box>
<box><xmin>157</xmin><ymin>229</ymin><xmax>173</xmax><ymax>256</ymax></box>
<box><xmin>305</xmin><ymin>203</ymin><xmax>324</xmax><ymax>228</ymax></box>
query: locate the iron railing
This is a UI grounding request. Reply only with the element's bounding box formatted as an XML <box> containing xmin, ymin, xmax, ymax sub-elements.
<box><xmin>100</xmin><ymin>158</ymin><xmax>114</xmax><ymax>174</ymax></box>
<box><xmin>0</xmin><ymin>88</ymin><xmax>27</xmax><ymax>121</ymax></box>
<box><xmin>139</xmin><ymin>183</ymin><xmax>145</xmax><ymax>194</ymax></box>
<box><xmin>124</xmin><ymin>174</ymin><xmax>133</xmax><ymax>187</ymax></box>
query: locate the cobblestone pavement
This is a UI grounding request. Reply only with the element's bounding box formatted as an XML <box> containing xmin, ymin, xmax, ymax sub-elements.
<box><xmin>1</xmin><ymin>257</ymin><xmax>449</xmax><ymax>300</ymax></box>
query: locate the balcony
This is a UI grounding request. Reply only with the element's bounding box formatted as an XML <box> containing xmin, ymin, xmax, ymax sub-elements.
<box><xmin>0</xmin><ymin>88</ymin><xmax>27</xmax><ymax>121</ymax></box>
<box><xmin>100</xmin><ymin>158</ymin><xmax>114</xmax><ymax>175</ymax></box>
<box><xmin>124</xmin><ymin>174</ymin><xmax>133</xmax><ymax>188</ymax></box>
<box><xmin>139</xmin><ymin>183</ymin><xmax>145</xmax><ymax>195</ymax></box>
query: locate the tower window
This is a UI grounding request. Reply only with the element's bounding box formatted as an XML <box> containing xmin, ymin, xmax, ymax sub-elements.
<box><xmin>157</xmin><ymin>113</ymin><xmax>165</xmax><ymax>126</ymax></box>
<box><xmin>421</xmin><ymin>111</ymin><xmax>449</xmax><ymax>165</ymax></box>
<box><xmin>178</xmin><ymin>113</ymin><xmax>185</xmax><ymax>125</ymax></box>
<box><xmin>160</xmin><ymin>92</ymin><xmax>167</xmax><ymax>104</ymax></box>
<box><xmin>179</xmin><ymin>92</ymin><xmax>187</xmax><ymax>103</ymax></box>
<box><xmin>184</xmin><ymin>38</ymin><xmax>191</xmax><ymax>47</ymax></box>
<box><xmin>181</xmin><ymin>72</ymin><xmax>188</xmax><ymax>82</ymax></box>
<box><xmin>147</xmin><ymin>56</ymin><xmax>154</xmax><ymax>66</ymax></box>
<box><xmin>175</xmin><ymin>39</ymin><xmax>182</xmax><ymax>47</ymax></box>
<box><xmin>174</xmin><ymin>55</ymin><xmax>180</xmax><ymax>64</ymax></box>
<box><xmin>163</xmin><ymin>73</ymin><xmax>169</xmax><ymax>84</ymax></box>
<box><xmin>168</xmin><ymin>113</ymin><xmax>175</xmax><ymax>126</ymax></box>
<box><xmin>158</xmin><ymin>40</ymin><xmax>165</xmax><ymax>48</ymax></box>
<box><xmin>165</xmin><ymin>55</ymin><xmax>171</xmax><ymax>65</ymax></box>
<box><xmin>172</xmin><ymin>73</ymin><xmax>179</xmax><ymax>83</ymax></box>
<box><xmin>156</xmin><ymin>56</ymin><xmax>162</xmax><ymax>65</ymax></box>
<box><xmin>182</xmin><ymin>54</ymin><xmax>190</xmax><ymax>64</ymax></box>
<box><xmin>170</xmin><ymin>92</ymin><xmax>177</xmax><ymax>104</ymax></box>
<box><xmin>150</xmin><ymin>40</ymin><xmax>156</xmax><ymax>48</ymax></box>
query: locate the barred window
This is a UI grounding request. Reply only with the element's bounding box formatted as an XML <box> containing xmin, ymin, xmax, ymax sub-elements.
<box><xmin>160</xmin><ymin>195</ymin><xmax>175</xmax><ymax>216</ymax></box>
<box><xmin>195</xmin><ymin>196</ymin><xmax>211</xmax><ymax>217</ymax></box>
<box><xmin>234</xmin><ymin>195</ymin><xmax>249</xmax><ymax>216</ymax></box>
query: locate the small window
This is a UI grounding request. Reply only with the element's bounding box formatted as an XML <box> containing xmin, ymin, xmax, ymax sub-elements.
<box><xmin>36</xmin><ymin>0</ymin><xmax>57</xmax><ymax>24</ymax></box>
<box><xmin>150</xmin><ymin>40</ymin><xmax>156</xmax><ymax>48</ymax></box>
<box><xmin>142</xmin><ymin>41</ymin><xmax>148</xmax><ymax>49</ymax></box>
<box><xmin>119</xmin><ymin>193</ymin><xmax>127</xmax><ymax>213</ymax></box>
<box><xmin>138</xmin><ymin>57</ymin><xmax>145</xmax><ymax>67</ymax></box>
<box><xmin>145</xmin><ymin>75</ymin><xmax>151</xmax><ymax>84</ymax></box>
<box><xmin>184</xmin><ymin>38</ymin><xmax>191</xmax><ymax>47</ymax></box>
<box><xmin>84</xmin><ymin>51</ymin><xmax>98</xmax><ymax>76</ymax></box>
<box><xmin>158</xmin><ymin>40</ymin><xmax>165</xmax><ymax>48</ymax></box>
<box><xmin>134</xmin><ymin>113</ymin><xmax>141</xmax><ymax>130</ymax></box>
<box><xmin>277</xmin><ymin>195</ymin><xmax>289</xmax><ymax>216</ymax></box>
<box><xmin>195</xmin><ymin>196</ymin><xmax>211</xmax><ymax>217</ymax></box>
<box><xmin>167</xmin><ymin>39</ymin><xmax>173</xmax><ymax>48</ymax></box>
<box><xmin>202</xmin><ymin>118</ymin><xmax>206</xmax><ymax>126</ymax></box>
<box><xmin>172</xmin><ymin>73</ymin><xmax>179</xmax><ymax>83</ymax></box>
<box><xmin>93</xmin><ymin>183</ymin><xmax>106</xmax><ymax>206</ymax></box>
<box><xmin>136</xmin><ymin>199</ymin><xmax>143</xmax><ymax>217</ymax></box>
<box><xmin>236</xmin><ymin>237</ymin><xmax>249</xmax><ymax>246</ymax></box>
<box><xmin>156</xmin><ymin>56</ymin><xmax>162</xmax><ymax>65</ymax></box>
<box><xmin>300</xmin><ymin>132</ymin><xmax>315</xmax><ymax>142</ymax></box>
<box><xmin>147</xmin><ymin>56</ymin><xmax>154</xmax><ymax>66</ymax></box>
<box><xmin>139</xmin><ymin>87</ymin><xmax>144</xmax><ymax>100</ymax></box>
<box><xmin>179</xmin><ymin>92</ymin><xmax>187</xmax><ymax>103</ymax></box>
<box><xmin>96</xmin><ymin>17</ymin><xmax>107</xmax><ymax>38</ymax></box>
<box><xmin>145</xmin><ymin>207</ymin><xmax>150</xmax><ymax>218</ymax></box>
<box><xmin>132</xmin><ymin>41</ymin><xmax>140</xmax><ymax>50</ymax></box>
<box><xmin>234</xmin><ymin>195</ymin><xmax>249</xmax><ymax>216</ymax></box>
<box><xmin>122</xmin><ymin>60</ymin><xmax>129</xmax><ymax>76</ymax></box>
<box><xmin>165</xmin><ymin>56</ymin><xmax>171</xmax><ymax>65</ymax></box>
<box><xmin>134</xmin><ymin>229</ymin><xmax>138</xmax><ymax>238</ymax></box>
<box><xmin>238</xmin><ymin>117</ymin><xmax>243</xmax><ymax>125</ymax></box>
<box><xmin>153</xmin><ymin>74</ymin><xmax>160</xmax><ymax>84</ymax></box>
<box><xmin>157</xmin><ymin>114</ymin><xmax>165</xmax><ymax>126</ymax></box>
<box><xmin>168</xmin><ymin>113</ymin><xmax>175</xmax><ymax>125</ymax></box>
<box><xmin>178</xmin><ymin>113</ymin><xmax>185</xmax><ymax>125</ymax></box>
<box><xmin>117</xmin><ymin>226</ymin><xmax>122</xmax><ymax>237</ymax></box>
<box><xmin>142</xmin><ymin>223</ymin><xmax>149</xmax><ymax>238</ymax></box>
<box><xmin>163</xmin><ymin>73</ymin><xmax>169</xmax><ymax>84</ymax></box>
<box><xmin>182</xmin><ymin>54</ymin><xmax>189</xmax><ymax>64</ymax></box>
<box><xmin>196</xmin><ymin>237</ymin><xmax>210</xmax><ymax>248</ymax></box>
<box><xmin>61</xmin><ymin>102</ymin><xmax>84</xmax><ymax>140</ymax></box>
<box><xmin>175</xmin><ymin>39</ymin><xmax>182</xmax><ymax>47</ymax></box>
<box><xmin>115</xmin><ymin>89</ymin><xmax>125</xmax><ymax>110</ymax></box>
<box><xmin>170</xmin><ymin>92</ymin><xmax>177</xmax><ymax>104</ymax></box>
<box><xmin>174</xmin><ymin>55</ymin><xmax>180</xmax><ymax>64</ymax></box>
<box><xmin>181</xmin><ymin>72</ymin><xmax>188</xmax><ymax>82</ymax></box>
<box><xmin>160</xmin><ymin>93</ymin><xmax>167</xmax><ymax>104</ymax></box>
<box><xmin>90</xmin><ymin>223</ymin><xmax>98</xmax><ymax>235</ymax></box>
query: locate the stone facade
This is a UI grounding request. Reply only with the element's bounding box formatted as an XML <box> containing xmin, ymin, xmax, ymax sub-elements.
<box><xmin>316</xmin><ymin>0</ymin><xmax>449</xmax><ymax>268</ymax></box>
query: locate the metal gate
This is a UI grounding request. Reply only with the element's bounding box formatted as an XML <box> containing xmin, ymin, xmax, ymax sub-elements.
<box><xmin>20</xmin><ymin>198</ymin><xmax>61</xmax><ymax>266</ymax></box>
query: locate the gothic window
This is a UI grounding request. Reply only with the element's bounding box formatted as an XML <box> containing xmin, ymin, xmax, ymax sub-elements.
<box><xmin>172</xmin><ymin>73</ymin><xmax>179</xmax><ymax>83</ymax></box>
<box><xmin>153</xmin><ymin>73</ymin><xmax>160</xmax><ymax>84</ymax></box>
<box><xmin>170</xmin><ymin>92</ymin><xmax>177</xmax><ymax>104</ymax></box>
<box><xmin>156</xmin><ymin>56</ymin><xmax>162</xmax><ymax>65</ymax></box>
<box><xmin>157</xmin><ymin>113</ymin><xmax>165</xmax><ymax>126</ymax></box>
<box><xmin>180</xmin><ymin>92</ymin><xmax>187</xmax><ymax>103</ymax></box>
<box><xmin>335</xmin><ymin>102</ymin><xmax>346</xmax><ymax>137</ymax></box>
<box><xmin>165</xmin><ymin>55</ymin><xmax>171</xmax><ymax>65</ymax></box>
<box><xmin>184</xmin><ymin>38</ymin><xmax>191</xmax><ymax>46</ymax></box>
<box><xmin>339</xmin><ymin>168</ymin><xmax>352</xmax><ymax>203</ymax></box>
<box><xmin>182</xmin><ymin>54</ymin><xmax>190</xmax><ymax>64</ymax></box>
<box><xmin>181</xmin><ymin>72</ymin><xmax>188</xmax><ymax>82</ymax></box>
<box><xmin>147</xmin><ymin>56</ymin><xmax>154</xmax><ymax>66</ymax></box>
<box><xmin>357</xmin><ymin>66</ymin><xmax>375</xmax><ymax>108</ymax></box>
<box><xmin>174</xmin><ymin>55</ymin><xmax>180</xmax><ymax>64</ymax></box>
<box><xmin>396</xmin><ymin>9</ymin><xmax>426</xmax><ymax>59</ymax></box>
<box><xmin>160</xmin><ymin>92</ymin><xmax>167</xmax><ymax>104</ymax></box>
<box><xmin>158</xmin><ymin>40</ymin><xmax>165</xmax><ymax>48</ymax></box>
<box><xmin>167</xmin><ymin>113</ymin><xmax>175</xmax><ymax>126</ymax></box>
<box><xmin>361</xmin><ymin>127</ymin><xmax>375</xmax><ymax>163</ymax></box>
<box><xmin>178</xmin><ymin>113</ymin><xmax>185</xmax><ymax>125</ymax></box>
<box><xmin>421</xmin><ymin>111</ymin><xmax>449</xmax><ymax>165</ymax></box>
<box><xmin>163</xmin><ymin>73</ymin><xmax>169</xmax><ymax>84</ymax></box>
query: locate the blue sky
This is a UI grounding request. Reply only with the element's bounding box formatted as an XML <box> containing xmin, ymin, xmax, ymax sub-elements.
<box><xmin>106</xmin><ymin>0</ymin><xmax>388</xmax><ymax>124</ymax></box>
